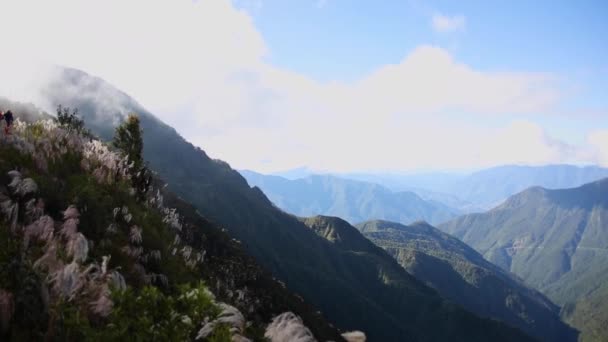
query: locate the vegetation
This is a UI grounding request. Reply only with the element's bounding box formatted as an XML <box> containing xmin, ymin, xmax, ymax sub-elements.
<box><xmin>0</xmin><ymin>116</ymin><xmax>341</xmax><ymax>341</ymax></box>
<box><xmin>113</xmin><ymin>114</ymin><xmax>152</xmax><ymax>201</ymax></box>
<box><xmin>56</xmin><ymin>105</ymin><xmax>89</xmax><ymax>137</ymax></box>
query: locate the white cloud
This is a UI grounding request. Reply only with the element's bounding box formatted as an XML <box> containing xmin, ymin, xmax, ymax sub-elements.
<box><xmin>588</xmin><ymin>130</ymin><xmax>608</xmax><ymax>166</ymax></box>
<box><xmin>0</xmin><ymin>0</ymin><xmax>601</xmax><ymax>173</ymax></box>
<box><xmin>0</xmin><ymin>0</ymin><xmax>267</xmax><ymax>112</ymax></box>
<box><xmin>432</xmin><ymin>13</ymin><xmax>466</xmax><ymax>33</ymax></box>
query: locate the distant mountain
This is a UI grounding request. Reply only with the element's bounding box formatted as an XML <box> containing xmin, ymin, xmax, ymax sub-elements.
<box><xmin>15</xmin><ymin>66</ymin><xmax>536</xmax><ymax>341</ymax></box>
<box><xmin>240</xmin><ymin>170</ymin><xmax>459</xmax><ymax>225</ymax></box>
<box><xmin>338</xmin><ymin>170</ymin><xmax>465</xmax><ymax>193</ymax></box>
<box><xmin>440</xmin><ymin>178</ymin><xmax>608</xmax><ymax>341</ymax></box>
<box><xmin>338</xmin><ymin>165</ymin><xmax>608</xmax><ymax>210</ymax></box>
<box><xmin>441</xmin><ymin>165</ymin><xmax>608</xmax><ymax>209</ymax></box>
<box><xmin>357</xmin><ymin>220</ymin><xmax>577</xmax><ymax>342</ymax></box>
<box><xmin>271</xmin><ymin>166</ymin><xmax>317</xmax><ymax>180</ymax></box>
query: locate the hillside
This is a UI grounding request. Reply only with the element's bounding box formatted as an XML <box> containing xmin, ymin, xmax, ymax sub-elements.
<box><xmin>0</xmin><ymin>118</ymin><xmax>343</xmax><ymax>340</ymax></box>
<box><xmin>440</xmin><ymin>179</ymin><xmax>608</xmax><ymax>341</ymax></box>
<box><xmin>357</xmin><ymin>220</ymin><xmax>577</xmax><ymax>342</ymax></box>
<box><xmin>300</xmin><ymin>215</ymin><xmax>537</xmax><ymax>341</ymax></box>
<box><xmin>240</xmin><ymin>170</ymin><xmax>458</xmax><ymax>225</ymax></box>
<box><xmin>12</xmin><ymin>66</ymin><xmax>537</xmax><ymax>341</ymax></box>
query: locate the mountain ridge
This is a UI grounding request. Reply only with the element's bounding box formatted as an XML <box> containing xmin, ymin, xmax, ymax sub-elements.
<box><xmin>440</xmin><ymin>178</ymin><xmax>608</xmax><ymax>341</ymax></box>
<box><xmin>328</xmin><ymin>165</ymin><xmax>608</xmax><ymax>210</ymax></box>
<box><xmin>240</xmin><ymin>169</ymin><xmax>459</xmax><ymax>225</ymax></box>
<box><xmin>356</xmin><ymin>219</ymin><xmax>577</xmax><ymax>342</ymax></box>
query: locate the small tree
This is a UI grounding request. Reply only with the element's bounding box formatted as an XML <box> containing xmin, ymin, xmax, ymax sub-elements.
<box><xmin>56</xmin><ymin>105</ymin><xmax>89</xmax><ymax>135</ymax></box>
<box><xmin>113</xmin><ymin>114</ymin><xmax>151</xmax><ymax>200</ymax></box>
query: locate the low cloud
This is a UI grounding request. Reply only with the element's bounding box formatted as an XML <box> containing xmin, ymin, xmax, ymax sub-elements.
<box><xmin>432</xmin><ymin>13</ymin><xmax>466</xmax><ymax>33</ymax></box>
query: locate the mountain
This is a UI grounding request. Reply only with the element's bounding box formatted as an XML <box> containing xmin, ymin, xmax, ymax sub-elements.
<box><xmin>441</xmin><ymin>165</ymin><xmax>608</xmax><ymax>209</ymax></box>
<box><xmin>338</xmin><ymin>165</ymin><xmax>608</xmax><ymax>210</ymax></box>
<box><xmin>357</xmin><ymin>220</ymin><xmax>577</xmax><ymax>342</ymax></box>
<box><xmin>440</xmin><ymin>179</ymin><xmax>608</xmax><ymax>341</ymax></box>
<box><xmin>240</xmin><ymin>170</ymin><xmax>459</xmax><ymax>225</ymax></box>
<box><xmin>271</xmin><ymin>166</ymin><xmax>317</xmax><ymax>180</ymax></box>
<box><xmin>337</xmin><ymin>170</ymin><xmax>465</xmax><ymax>194</ymax></box>
<box><xmin>13</xmin><ymin>66</ymin><xmax>537</xmax><ymax>341</ymax></box>
<box><xmin>300</xmin><ymin>215</ymin><xmax>537</xmax><ymax>341</ymax></box>
<box><xmin>0</xmin><ymin>116</ymin><xmax>342</xmax><ymax>340</ymax></box>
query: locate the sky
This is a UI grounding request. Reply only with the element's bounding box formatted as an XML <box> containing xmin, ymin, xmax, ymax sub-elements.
<box><xmin>0</xmin><ymin>0</ymin><xmax>607</xmax><ymax>173</ymax></box>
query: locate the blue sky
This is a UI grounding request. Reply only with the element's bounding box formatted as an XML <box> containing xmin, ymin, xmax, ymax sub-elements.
<box><xmin>239</xmin><ymin>1</ymin><xmax>608</xmax><ymax>81</ymax></box>
<box><xmin>2</xmin><ymin>0</ymin><xmax>607</xmax><ymax>172</ymax></box>
<box><xmin>235</xmin><ymin>0</ymin><xmax>608</xmax><ymax>160</ymax></box>
<box><xmin>232</xmin><ymin>0</ymin><xmax>608</xmax><ymax>150</ymax></box>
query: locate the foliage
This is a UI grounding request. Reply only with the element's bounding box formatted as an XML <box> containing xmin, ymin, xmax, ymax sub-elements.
<box><xmin>113</xmin><ymin>114</ymin><xmax>151</xmax><ymax>201</ymax></box>
<box><xmin>563</xmin><ymin>283</ymin><xmax>608</xmax><ymax>342</ymax></box>
<box><xmin>56</xmin><ymin>105</ymin><xmax>90</xmax><ymax>137</ymax></box>
<box><xmin>0</xmin><ymin>116</ymin><xmax>332</xmax><ymax>341</ymax></box>
<box><xmin>92</xmin><ymin>284</ymin><xmax>223</xmax><ymax>341</ymax></box>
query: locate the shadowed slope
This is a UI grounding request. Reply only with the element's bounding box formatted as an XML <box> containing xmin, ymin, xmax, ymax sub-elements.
<box><xmin>358</xmin><ymin>220</ymin><xmax>577</xmax><ymax>342</ymax></box>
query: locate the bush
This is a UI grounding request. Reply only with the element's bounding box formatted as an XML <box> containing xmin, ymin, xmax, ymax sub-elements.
<box><xmin>93</xmin><ymin>283</ymin><xmax>225</xmax><ymax>341</ymax></box>
<box><xmin>56</xmin><ymin>105</ymin><xmax>90</xmax><ymax>137</ymax></box>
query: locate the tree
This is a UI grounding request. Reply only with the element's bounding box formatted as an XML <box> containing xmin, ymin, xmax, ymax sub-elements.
<box><xmin>113</xmin><ymin>114</ymin><xmax>151</xmax><ymax>200</ymax></box>
<box><xmin>56</xmin><ymin>105</ymin><xmax>89</xmax><ymax>136</ymax></box>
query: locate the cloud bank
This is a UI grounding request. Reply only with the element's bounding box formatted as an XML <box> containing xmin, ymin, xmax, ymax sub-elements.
<box><xmin>0</xmin><ymin>0</ymin><xmax>605</xmax><ymax>172</ymax></box>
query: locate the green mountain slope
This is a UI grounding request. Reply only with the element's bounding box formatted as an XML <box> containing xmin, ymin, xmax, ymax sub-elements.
<box><xmin>0</xmin><ymin>118</ymin><xmax>342</xmax><ymax>340</ymax></box>
<box><xmin>301</xmin><ymin>215</ymin><xmax>538</xmax><ymax>342</ymax></box>
<box><xmin>440</xmin><ymin>179</ymin><xmax>608</xmax><ymax>341</ymax></box>
<box><xmin>18</xmin><ymin>66</ymin><xmax>537</xmax><ymax>341</ymax></box>
<box><xmin>357</xmin><ymin>220</ymin><xmax>577</xmax><ymax>342</ymax></box>
<box><xmin>240</xmin><ymin>170</ymin><xmax>459</xmax><ymax>225</ymax></box>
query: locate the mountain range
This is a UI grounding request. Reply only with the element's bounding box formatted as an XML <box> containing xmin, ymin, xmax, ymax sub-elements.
<box><xmin>336</xmin><ymin>165</ymin><xmax>608</xmax><ymax>210</ymax></box>
<box><xmin>440</xmin><ymin>178</ymin><xmax>608</xmax><ymax>341</ymax></box>
<box><xmin>299</xmin><ymin>215</ymin><xmax>537</xmax><ymax>341</ymax></box>
<box><xmin>8</xmin><ymin>66</ymin><xmax>542</xmax><ymax>341</ymax></box>
<box><xmin>240</xmin><ymin>170</ymin><xmax>459</xmax><ymax>225</ymax></box>
<box><xmin>357</xmin><ymin>219</ymin><xmax>577</xmax><ymax>342</ymax></box>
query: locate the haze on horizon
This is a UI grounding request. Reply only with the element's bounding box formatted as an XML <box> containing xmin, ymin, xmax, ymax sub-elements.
<box><xmin>0</xmin><ymin>0</ymin><xmax>607</xmax><ymax>173</ymax></box>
